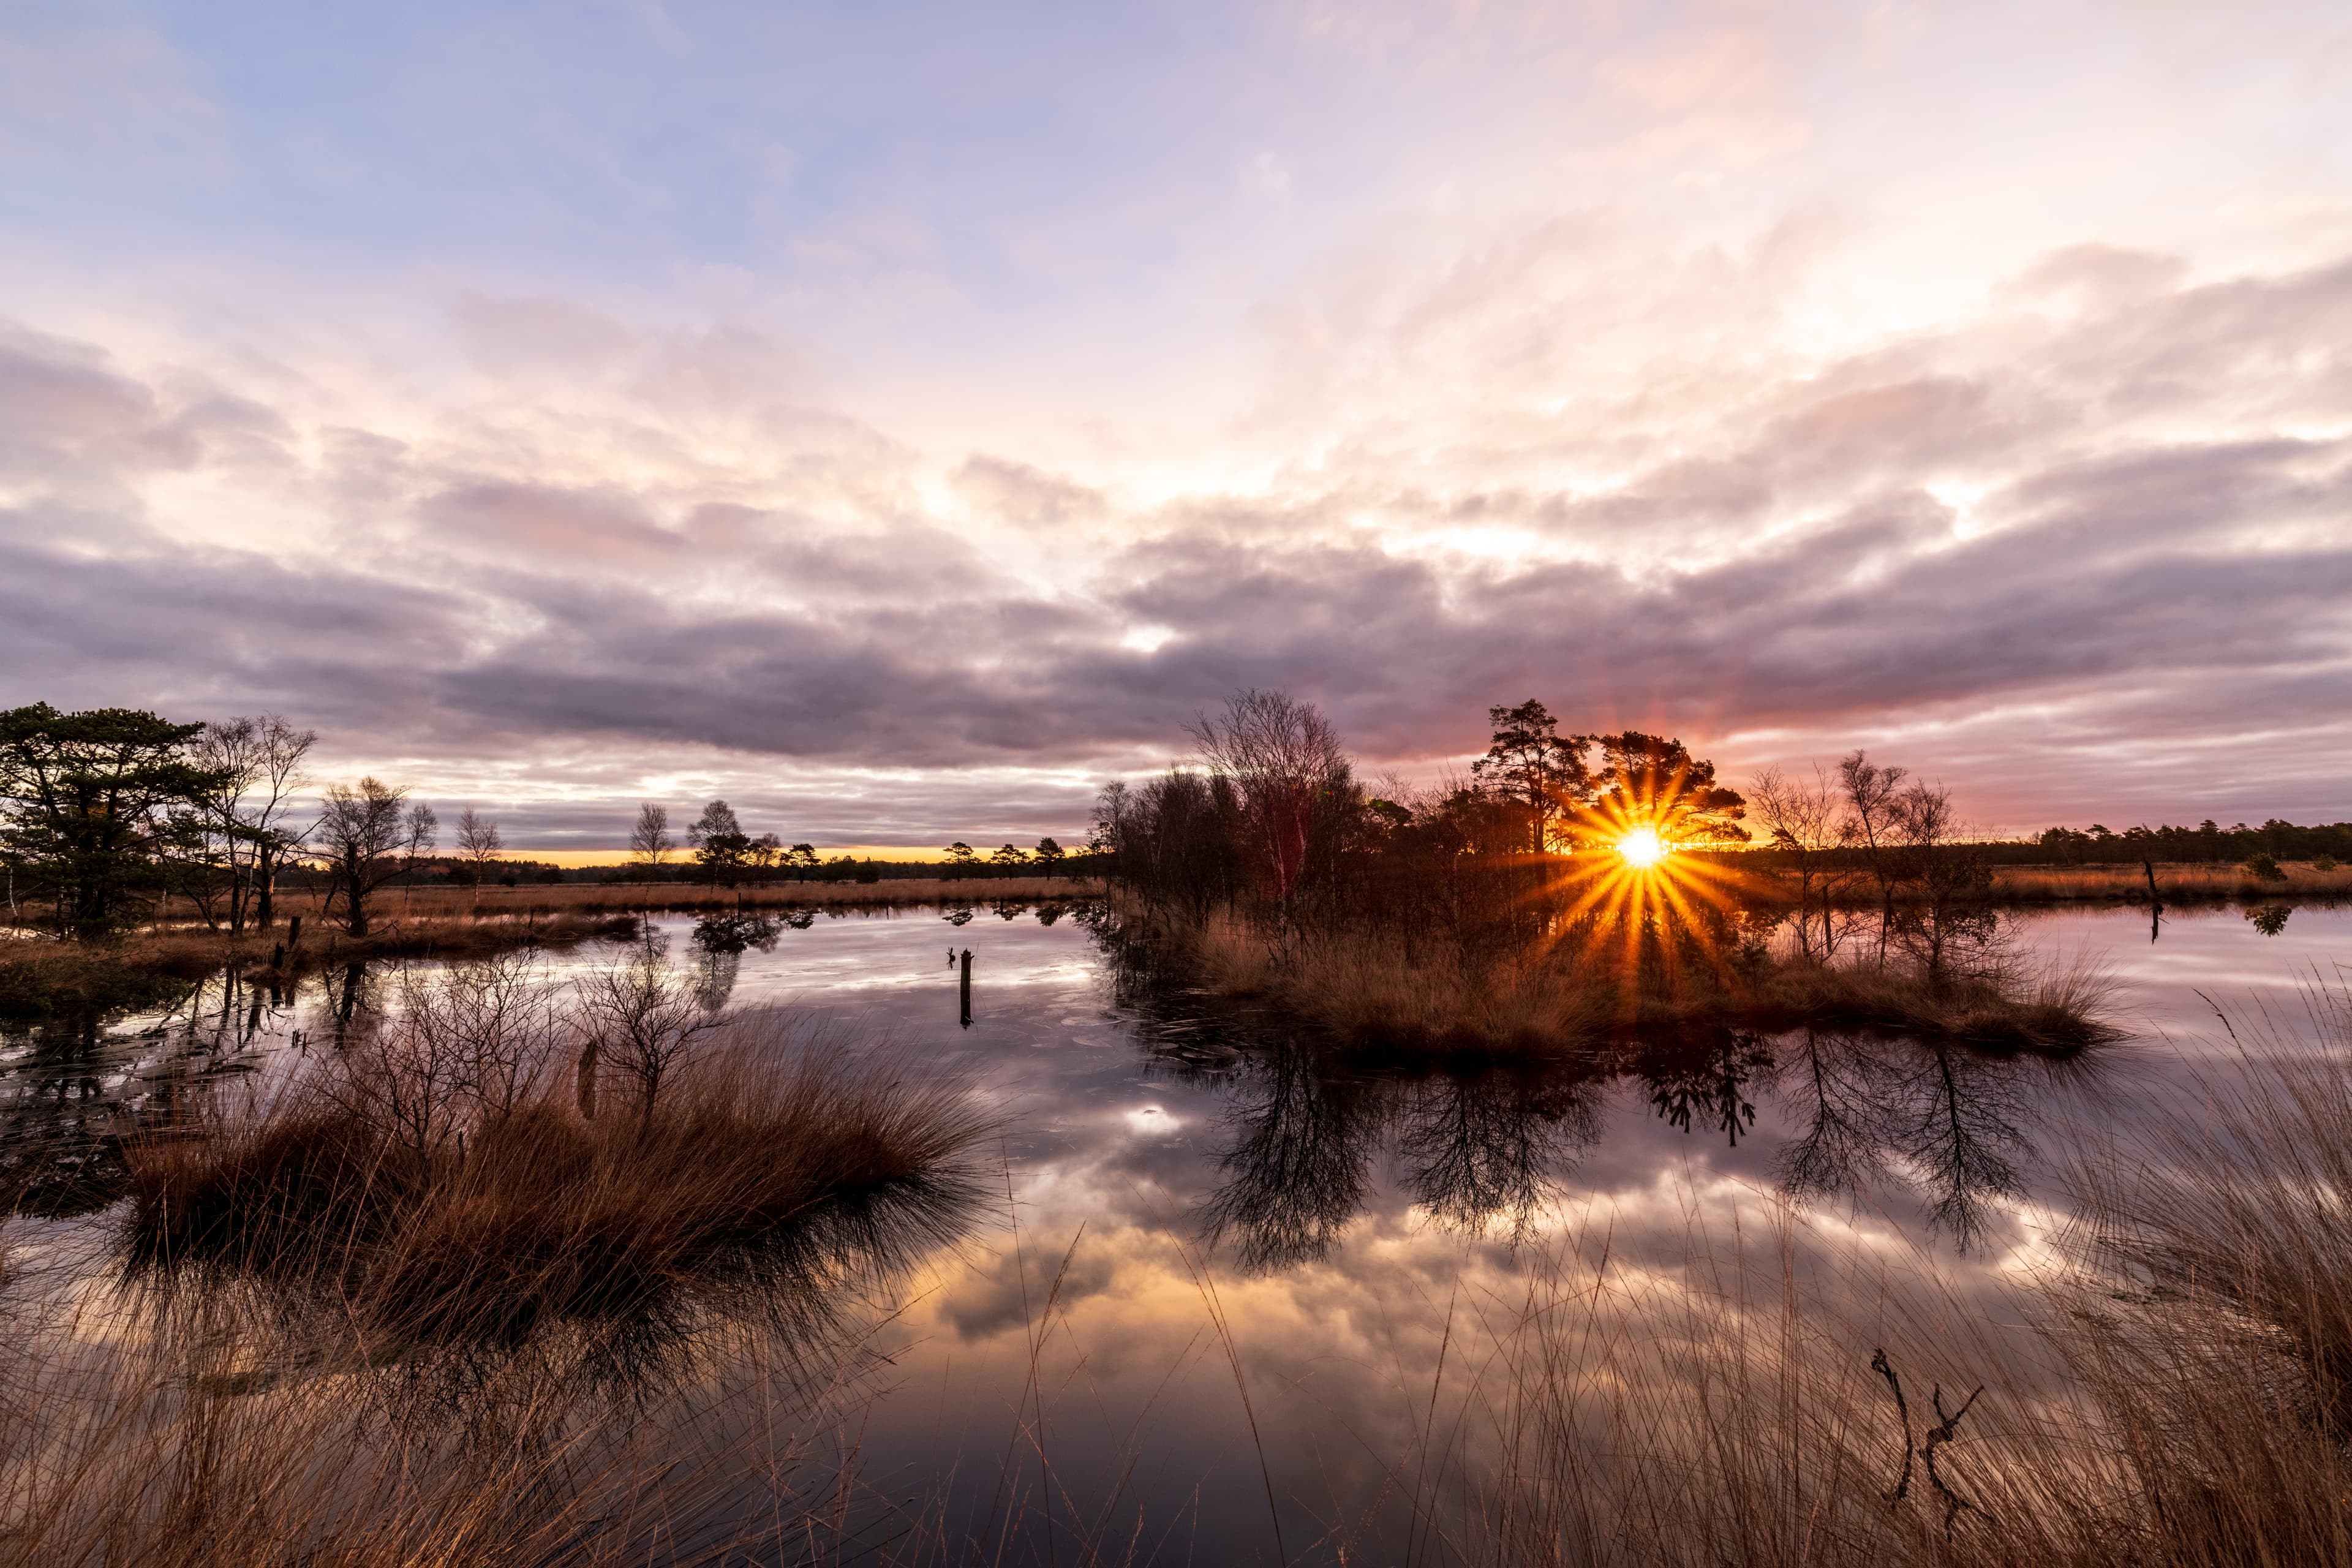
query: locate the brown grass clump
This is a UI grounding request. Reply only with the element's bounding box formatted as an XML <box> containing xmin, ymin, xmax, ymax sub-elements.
<box><xmin>1758</xmin><ymin>949</ymin><xmax>2120</xmax><ymax>1054</ymax></box>
<box><xmin>127</xmin><ymin>1017</ymin><xmax>988</xmax><ymax>1344</ymax></box>
<box><xmin>0</xmin><ymin>948</ymin><xmax>989</xmax><ymax>1568</ymax></box>
<box><xmin>1174</xmin><ymin>909</ymin><xmax>1610</xmax><ymax>1057</ymax></box>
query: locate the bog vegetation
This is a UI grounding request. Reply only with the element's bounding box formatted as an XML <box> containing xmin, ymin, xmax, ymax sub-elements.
<box><xmin>1091</xmin><ymin>692</ymin><xmax>2132</xmax><ymax>1055</ymax></box>
<box><xmin>1</xmin><ymin>948</ymin><xmax>992</xmax><ymax>1565</ymax></box>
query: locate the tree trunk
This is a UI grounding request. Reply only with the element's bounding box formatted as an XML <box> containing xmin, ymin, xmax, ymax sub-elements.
<box><xmin>344</xmin><ymin>866</ymin><xmax>371</xmax><ymax>938</ymax></box>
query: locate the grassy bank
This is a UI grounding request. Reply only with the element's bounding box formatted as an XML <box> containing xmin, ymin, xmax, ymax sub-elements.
<box><xmin>206</xmin><ymin>874</ymin><xmax>1100</xmax><ymax>924</ymax></box>
<box><xmin>1131</xmin><ymin>902</ymin><xmax>2117</xmax><ymax>1060</ymax></box>
<box><xmin>0</xmin><ymin>912</ymin><xmax>642</xmax><ymax>1024</ymax></box>
<box><xmin>1675</xmin><ymin>857</ymin><xmax>2351</xmax><ymax>905</ymax></box>
<box><xmin>1987</xmin><ymin>859</ymin><xmax>2352</xmax><ymax>902</ymax></box>
<box><xmin>3</xmin><ymin>878</ymin><xmax>1096</xmax><ymax>1026</ymax></box>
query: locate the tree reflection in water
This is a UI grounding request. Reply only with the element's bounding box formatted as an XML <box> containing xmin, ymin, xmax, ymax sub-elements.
<box><xmin>2</xmin><ymin>965</ymin><xmax>289</xmax><ymax>1217</ymax></box>
<box><xmin>1138</xmin><ymin>1001</ymin><xmax>2096</xmax><ymax>1267</ymax></box>
<box><xmin>1099</xmin><ymin>868</ymin><xmax>2124</xmax><ymax>1265</ymax></box>
<box><xmin>1197</xmin><ymin>1041</ymin><xmax>1382</xmax><ymax>1272</ymax></box>
<box><xmin>688</xmin><ymin>911</ymin><xmax>782</xmax><ymax>1012</ymax></box>
<box><xmin>1765</xmin><ymin>1030</ymin><xmax>2057</xmax><ymax>1251</ymax></box>
<box><xmin>1635</xmin><ymin>1030</ymin><xmax>1772</xmax><ymax>1145</ymax></box>
<box><xmin>1395</xmin><ymin>1068</ymin><xmax>1602</xmax><ymax>1240</ymax></box>
<box><xmin>1186</xmin><ymin>1037</ymin><xmax>1609</xmax><ymax>1268</ymax></box>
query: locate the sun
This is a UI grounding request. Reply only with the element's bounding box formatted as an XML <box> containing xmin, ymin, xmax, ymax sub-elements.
<box><xmin>1616</xmin><ymin>826</ymin><xmax>1667</xmax><ymax>869</ymax></box>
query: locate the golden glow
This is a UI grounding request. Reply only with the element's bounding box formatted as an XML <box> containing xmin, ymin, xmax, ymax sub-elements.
<box><xmin>1616</xmin><ymin>826</ymin><xmax>1667</xmax><ymax>868</ymax></box>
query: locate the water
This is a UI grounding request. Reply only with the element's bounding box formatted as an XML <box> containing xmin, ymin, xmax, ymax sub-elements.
<box><xmin>4</xmin><ymin>897</ymin><xmax>2348</xmax><ymax>1562</ymax></box>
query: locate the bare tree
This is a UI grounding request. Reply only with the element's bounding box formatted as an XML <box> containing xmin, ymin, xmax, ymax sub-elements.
<box><xmin>334</xmin><ymin>952</ymin><xmax>563</xmax><ymax>1158</ymax></box>
<box><xmin>1188</xmin><ymin>688</ymin><xmax>1351</xmax><ymax>928</ymax></box>
<box><xmin>629</xmin><ymin>802</ymin><xmax>674</xmax><ymax>881</ymax></box>
<box><xmin>1837</xmin><ymin>750</ymin><xmax>1909</xmax><ymax>937</ymax></box>
<box><xmin>315</xmin><ymin>778</ymin><xmax>435</xmax><ymax>938</ymax></box>
<box><xmin>456</xmin><ymin>807</ymin><xmax>504</xmax><ymax>907</ymax></box>
<box><xmin>400</xmin><ymin>801</ymin><xmax>436</xmax><ymax>915</ymax></box>
<box><xmin>579</xmin><ymin>949</ymin><xmax>723</xmax><ymax>1134</ymax></box>
<box><xmin>1748</xmin><ymin>763</ymin><xmax>1858</xmax><ymax>958</ymax></box>
<box><xmin>1890</xmin><ymin>780</ymin><xmax>1991</xmax><ymax>980</ymax></box>
<box><xmin>246</xmin><ymin>717</ymin><xmax>315</xmax><ymax>931</ymax></box>
<box><xmin>190</xmin><ymin>714</ymin><xmax>316</xmax><ymax>934</ymax></box>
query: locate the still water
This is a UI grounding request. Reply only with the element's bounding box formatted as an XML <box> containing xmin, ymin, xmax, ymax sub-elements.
<box><xmin>3</xmin><ymin>897</ymin><xmax>2346</xmax><ymax>1562</ymax></box>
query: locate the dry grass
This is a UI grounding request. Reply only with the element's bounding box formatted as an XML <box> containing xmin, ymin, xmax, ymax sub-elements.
<box><xmin>1428</xmin><ymin>981</ymin><xmax>2352</xmax><ymax>1567</ymax></box>
<box><xmin>1989</xmin><ymin>861</ymin><xmax>2352</xmax><ymax>902</ymax></box>
<box><xmin>247</xmin><ymin>875</ymin><xmax>1098</xmax><ymax>925</ymax></box>
<box><xmin>126</xmin><ymin>1011</ymin><xmax>988</xmax><ymax>1346</ymax></box>
<box><xmin>0</xmin><ymin>1235</ymin><xmax>888</xmax><ymax>1567</ymax></box>
<box><xmin>1175</xmin><ymin>910</ymin><xmax>1612</xmax><ymax>1056</ymax></box>
<box><xmin>1145</xmin><ymin>902</ymin><xmax>2116</xmax><ymax>1060</ymax></box>
<box><xmin>0</xmin><ymin>913</ymin><xmax>643</xmax><ymax>1024</ymax></box>
<box><xmin>0</xmin><ymin>972</ymin><xmax>992</xmax><ymax>1566</ymax></box>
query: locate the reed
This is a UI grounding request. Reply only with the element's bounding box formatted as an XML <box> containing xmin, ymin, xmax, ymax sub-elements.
<box><xmin>1129</xmin><ymin>899</ymin><xmax>2116</xmax><ymax>1060</ymax></box>
<box><xmin>126</xmin><ymin>1011</ymin><xmax>989</xmax><ymax>1346</ymax></box>
<box><xmin>1989</xmin><ymin>861</ymin><xmax>2352</xmax><ymax>902</ymax></box>
<box><xmin>1429</xmin><ymin>982</ymin><xmax>2352</xmax><ymax>1567</ymax></box>
<box><xmin>1</xmin><ymin>971</ymin><xmax>992</xmax><ymax>1567</ymax></box>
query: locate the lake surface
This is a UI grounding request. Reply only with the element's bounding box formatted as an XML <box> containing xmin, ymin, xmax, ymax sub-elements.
<box><xmin>4</xmin><ymin>896</ymin><xmax>2348</xmax><ymax>1563</ymax></box>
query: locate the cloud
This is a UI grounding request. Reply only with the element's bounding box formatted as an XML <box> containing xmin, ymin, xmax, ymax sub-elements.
<box><xmin>3</xmin><ymin>233</ymin><xmax>2350</xmax><ymax>839</ymax></box>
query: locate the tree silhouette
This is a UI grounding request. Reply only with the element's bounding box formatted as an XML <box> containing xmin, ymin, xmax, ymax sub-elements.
<box><xmin>0</xmin><ymin>703</ymin><xmax>228</xmax><ymax>936</ymax></box>
<box><xmin>1471</xmin><ymin>699</ymin><xmax>1591</xmax><ymax>854</ymax></box>
<box><xmin>1581</xmin><ymin>731</ymin><xmax>1748</xmax><ymax>847</ymax></box>
<box><xmin>628</xmin><ymin>803</ymin><xmax>674</xmax><ymax>878</ymax></box>
<box><xmin>315</xmin><ymin>778</ymin><xmax>434</xmax><ymax>937</ymax></box>
<box><xmin>687</xmin><ymin>799</ymin><xmax>752</xmax><ymax>886</ymax></box>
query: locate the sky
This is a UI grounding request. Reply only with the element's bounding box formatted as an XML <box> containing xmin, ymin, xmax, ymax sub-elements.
<box><xmin>2</xmin><ymin>0</ymin><xmax>2348</xmax><ymax>852</ymax></box>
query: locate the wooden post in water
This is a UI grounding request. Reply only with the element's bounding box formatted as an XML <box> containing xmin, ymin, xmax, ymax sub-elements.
<box><xmin>959</xmin><ymin>948</ymin><xmax>973</xmax><ymax>1028</ymax></box>
<box><xmin>2142</xmin><ymin>859</ymin><xmax>2162</xmax><ymax>910</ymax></box>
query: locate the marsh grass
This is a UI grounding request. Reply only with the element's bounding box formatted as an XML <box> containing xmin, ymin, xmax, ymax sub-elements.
<box><xmin>126</xmin><ymin>1015</ymin><xmax>989</xmax><ymax>1349</ymax></box>
<box><xmin>0</xmin><ymin>914</ymin><xmax>642</xmax><ymax>1028</ymax></box>
<box><xmin>0</xmin><ymin>963</ymin><xmax>992</xmax><ymax>1567</ymax></box>
<box><xmin>1425</xmin><ymin>984</ymin><xmax>2352</xmax><ymax>1567</ymax></box>
<box><xmin>1139</xmin><ymin>902</ymin><xmax>2117</xmax><ymax>1060</ymax></box>
<box><xmin>1990</xmin><ymin>861</ymin><xmax>2352</xmax><ymax>902</ymax></box>
<box><xmin>241</xmin><ymin>875</ymin><xmax>1095</xmax><ymax>925</ymax></box>
<box><xmin>0</xmin><ymin>1227</ymin><xmax>889</xmax><ymax>1567</ymax></box>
